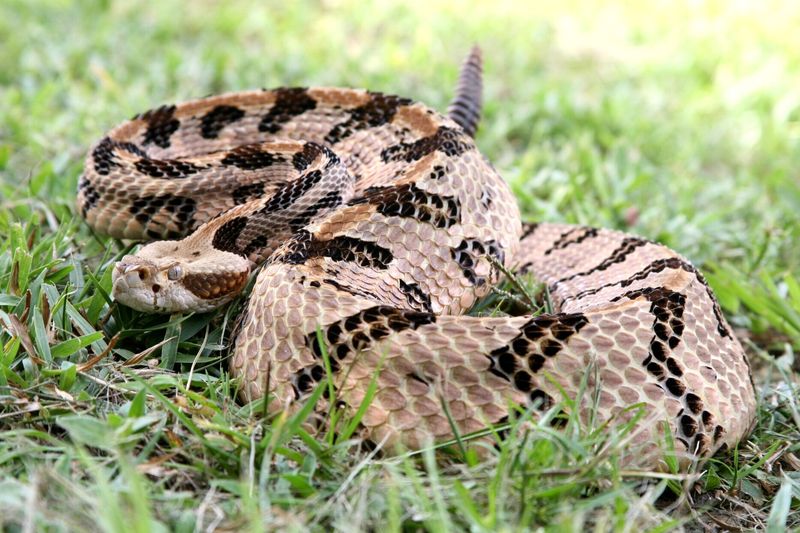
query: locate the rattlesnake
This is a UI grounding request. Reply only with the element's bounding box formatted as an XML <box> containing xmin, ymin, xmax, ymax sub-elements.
<box><xmin>78</xmin><ymin>49</ymin><xmax>755</xmax><ymax>467</ymax></box>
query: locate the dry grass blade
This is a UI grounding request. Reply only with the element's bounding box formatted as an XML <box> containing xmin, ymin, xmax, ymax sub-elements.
<box><xmin>123</xmin><ymin>336</ymin><xmax>177</xmax><ymax>366</ymax></box>
<box><xmin>5</xmin><ymin>314</ymin><xmax>44</xmax><ymax>365</ymax></box>
<box><xmin>76</xmin><ymin>333</ymin><xmax>120</xmax><ymax>372</ymax></box>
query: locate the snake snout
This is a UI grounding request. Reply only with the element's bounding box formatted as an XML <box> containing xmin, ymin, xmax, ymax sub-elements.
<box><xmin>111</xmin><ymin>257</ymin><xmax>164</xmax><ymax>308</ymax></box>
<box><xmin>114</xmin><ymin>258</ymin><xmax>156</xmax><ymax>287</ymax></box>
<box><xmin>111</xmin><ymin>256</ymin><xmax>181</xmax><ymax>312</ymax></box>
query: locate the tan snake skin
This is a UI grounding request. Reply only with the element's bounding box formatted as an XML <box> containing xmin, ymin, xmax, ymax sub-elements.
<box><xmin>78</xmin><ymin>51</ymin><xmax>756</xmax><ymax>468</ymax></box>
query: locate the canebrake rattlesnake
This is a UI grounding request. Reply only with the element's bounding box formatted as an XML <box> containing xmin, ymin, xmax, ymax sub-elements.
<box><xmin>78</xmin><ymin>48</ymin><xmax>755</xmax><ymax>467</ymax></box>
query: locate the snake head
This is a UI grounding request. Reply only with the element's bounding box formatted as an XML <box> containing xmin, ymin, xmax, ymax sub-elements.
<box><xmin>112</xmin><ymin>241</ymin><xmax>251</xmax><ymax>314</ymax></box>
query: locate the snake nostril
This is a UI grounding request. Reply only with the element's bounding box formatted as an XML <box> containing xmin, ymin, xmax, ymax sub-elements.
<box><xmin>138</xmin><ymin>270</ymin><xmax>146</xmax><ymax>281</ymax></box>
<box><xmin>152</xmin><ymin>284</ymin><xmax>161</xmax><ymax>293</ymax></box>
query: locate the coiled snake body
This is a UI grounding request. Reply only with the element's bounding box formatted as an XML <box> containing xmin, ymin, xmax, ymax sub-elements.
<box><xmin>78</xmin><ymin>50</ymin><xmax>755</xmax><ymax>467</ymax></box>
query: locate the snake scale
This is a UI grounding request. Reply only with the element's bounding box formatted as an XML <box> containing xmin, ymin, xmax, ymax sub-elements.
<box><xmin>78</xmin><ymin>49</ymin><xmax>756</xmax><ymax>467</ymax></box>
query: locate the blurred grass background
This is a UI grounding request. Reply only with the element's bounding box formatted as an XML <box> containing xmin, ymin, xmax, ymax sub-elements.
<box><xmin>1</xmin><ymin>0</ymin><xmax>799</xmax><ymax>530</ymax></box>
<box><xmin>3</xmin><ymin>0</ymin><xmax>800</xmax><ymax>263</ymax></box>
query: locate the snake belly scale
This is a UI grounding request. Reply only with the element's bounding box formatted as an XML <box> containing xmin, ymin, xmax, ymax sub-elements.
<box><xmin>78</xmin><ymin>49</ymin><xmax>756</xmax><ymax>467</ymax></box>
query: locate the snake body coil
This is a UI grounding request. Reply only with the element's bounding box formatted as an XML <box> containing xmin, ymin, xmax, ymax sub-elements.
<box><xmin>78</xmin><ymin>50</ymin><xmax>755</xmax><ymax>467</ymax></box>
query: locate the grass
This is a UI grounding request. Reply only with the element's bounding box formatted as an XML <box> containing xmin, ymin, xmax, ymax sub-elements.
<box><xmin>1</xmin><ymin>0</ymin><xmax>799</xmax><ymax>530</ymax></box>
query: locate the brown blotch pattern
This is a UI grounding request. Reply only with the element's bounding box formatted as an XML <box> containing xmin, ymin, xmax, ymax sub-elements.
<box><xmin>183</xmin><ymin>270</ymin><xmax>249</xmax><ymax>300</ymax></box>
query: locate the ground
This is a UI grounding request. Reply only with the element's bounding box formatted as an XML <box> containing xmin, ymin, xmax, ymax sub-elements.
<box><xmin>1</xmin><ymin>0</ymin><xmax>799</xmax><ymax>531</ymax></box>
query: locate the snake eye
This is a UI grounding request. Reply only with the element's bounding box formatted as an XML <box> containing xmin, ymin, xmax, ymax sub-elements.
<box><xmin>167</xmin><ymin>265</ymin><xmax>182</xmax><ymax>280</ymax></box>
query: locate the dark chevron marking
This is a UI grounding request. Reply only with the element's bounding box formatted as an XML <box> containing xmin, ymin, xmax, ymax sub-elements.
<box><xmin>232</xmin><ymin>183</ymin><xmax>266</xmax><ymax>205</ymax></box>
<box><xmin>242</xmin><ymin>235</ymin><xmax>269</xmax><ymax>258</ymax></box>
<box><xmin>259</xmin><ymin>170</ymin><xmax>324</xmax><ymax>214</ymax></box>
<box><xmin>91</xmin><ymin>137</ymin><xmax>147</xmax><ymax>175</ymax></box>
<box><xmin>309</xmin><ymin>236</ymin><xmax>393</xmax><ymax>269</ymax></box>
<box><xmin>293</xmin><ymin>305</ymin><xmax>436</xmax><ymax>395</ymax></box>
<box><xmin>211</xmin><ymin>185</ymin><xmax>342</xmax><ymax>257</ymax></box>
<box><xmin>221</xmin><ymin>144</ymin><xmax>283</xmax><ymax>170</ymax></box>
<box><xmin>211</xmin><ymin>216</ymin><xmax>248</xmax><ymax>255</ymax></box>
<box><xmin>563</xmin><ymin>256</ymin><xmax>731</xmax><ymax>339</ymax></box>
<box><xmin>613</xmin><ymin>286</ymin><xmax>687</xmax><ymax>369</ymax></box>
<box><xmin>77</xmin><ymin>175</ymin><xmax>100</xmax><ymax>217</ymax></box>
<box><xmin>258</xmin><ymin>87</ymin><xmax>317</xmax><ymax>133</ymax></box>
<box><xmin>556</xmin><ymin>236</ymin><xmax>650</xmax><ymax>283</ymax></box>
<box><xmin>324</xmin><ymin>92</ymin><xmax>413</xmax><ymax>144</ymax></box>
<box><xmin>381</xmin><ymin>126</ymin><xmax>472</xmax><ymax>163</ymax></box>
<box><xmin>134</xmin><ymin>158</ymin><xmax>205</xmax><ymax>179</ymax></box>
<box><xmin>320</xmin><ymin>277</ymin><xmax>375</xmax><ymax>301</ymax></box>
<box><xmin>136</xmin><ymin>105</ymin><xmax>180</xmax><ymax>148</ymax></box>
<box><xmin>292</xmin><ymin>142</ymin><xmax>331</xmax><ymax>171</ymax></box>
<box><xmin>399</xmin><ymin>280</ymin><xmax>434</xmax><ymax>313</ymax></box>
<box><xmin>288</xmin><ymin>191</ymin><xmax>343</xmax><ymax>230</ymax></box>
<box><xmin>348</xmin><ymin>182</ymin><xmax>461</xmax><ymax>229</ymax></box>
<box><xmin>485</xmin><ymin>313</ymin><xmax>589</xmax><ymax>387</ymax></box>
<box><xmin>277</xmin><ymin>231</ymin><xmax>393</xmax><ymax>269</ymax></box>
<box><xmin>200</xmin><ymin>105</ymin><xmax>245</xmax><ymax>139</ymax></box>
<box><xmin>610</xmin><ymin>284</ymin><xmax>723</xmax><ymax>453</ymax></box>
<box><xmin>451</xmin><ymin>239</ymin><xmax>505</xmax><ymax>286</ymax></box>
<box><xmin>544</xmin><ymin>227</ymin><xmax>599</xmax><ymax>256</ymax></box>
<box><xmin>128</xmin><ymin>194</ymin><xmax>197</xmax><ymax>238</ymax></box>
